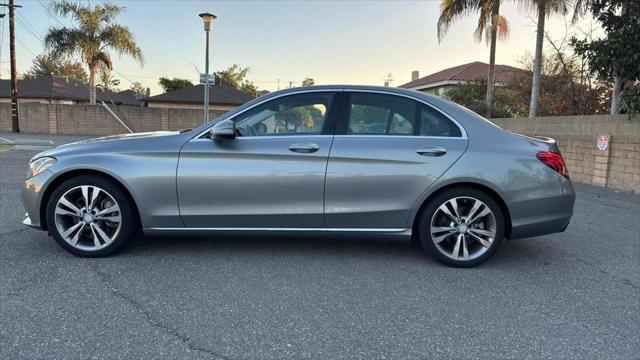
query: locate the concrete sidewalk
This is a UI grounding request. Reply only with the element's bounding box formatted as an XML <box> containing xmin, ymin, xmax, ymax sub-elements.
<box><xmin>0</xmin><ymin>132</ymin><xmax>96</xmax><ymax>151</ymax></box>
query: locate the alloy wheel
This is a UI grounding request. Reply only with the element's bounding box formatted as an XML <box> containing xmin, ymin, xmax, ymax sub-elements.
<box><xmin>54</xmin><ymin>185</ymin><xmax>122</xmax><ymax>251</ymax></box>
<box><xmin>430</xmin><ymin>196</ymin><xmax>497</xmax><ymax>261</ymax></box>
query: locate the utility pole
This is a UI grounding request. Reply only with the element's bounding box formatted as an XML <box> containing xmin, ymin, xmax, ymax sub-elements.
<box><xmin>1</xmin><ymin>0</ymin><xmax>21</xmax><ymax>132</ymax></box>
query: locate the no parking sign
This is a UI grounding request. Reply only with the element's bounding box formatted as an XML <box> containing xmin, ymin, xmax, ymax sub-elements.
<box><xmin>597</xmin><ymin>135</ymin><xmax>609</xmax><ymax>151</ymax></box>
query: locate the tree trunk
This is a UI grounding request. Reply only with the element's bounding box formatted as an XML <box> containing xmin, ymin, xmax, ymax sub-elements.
<box><xmin>529</xmin><ymin>1</ymin><xmax>546</xmax><ymax>118</ymax></box>
<box><xmin>611</xmin><ymin>75</ymin><xmax>623</xmax><ymax>115</ymax></box>
<box><xmin>89</xmin><ymin>67</ymin><xmax>97</xmax><ymax>105</ymax></box>
<box><xmin>610</xmin><ymin>4</ymin><xmax>626</xmax><ymax>115</ymax></box>
<box><xmin>485</xmin><ymin>4</ymin><xmax>500</xmax><ymax>118</ymax></box>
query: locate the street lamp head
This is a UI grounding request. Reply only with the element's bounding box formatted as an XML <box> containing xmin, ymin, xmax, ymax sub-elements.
<box><xmin>199</xmin><ymin>12</ymin><xmax>216</xmax><ymax>32</ymax></box>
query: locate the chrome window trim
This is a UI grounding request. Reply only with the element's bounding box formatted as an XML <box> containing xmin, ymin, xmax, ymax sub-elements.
<box><xmin>191</xmin><ymin>134</ymin><xmax>333</xmax><ymax>142</ymax></box>
<box><xmin>345</xmin><ymin>89</ymin><xmax>468</xmax><ymax>139</ymax></box>
<box><xmin>333</xmin><ymin>135</ymin><xmax>467</xmax><ymax>140</ymax></box>
<box><xmin>193</xmin><ymin>87</ymin><xmax>468</xmax><ymax>140</ymax></box>
<box><xmin>194</xmin><ymin>89</ymin><xmax>344</xmax><ymax>139</ymax></box>
<box><xmin>148</xmin><ymin>227</ymin><xmax>407</xmax><ymax>232</ymax></box>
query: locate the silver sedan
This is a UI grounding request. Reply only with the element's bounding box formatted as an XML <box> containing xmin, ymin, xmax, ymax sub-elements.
<box><xmin>21</xmin><ymin>86</ymin><xmax>575</xmax><ymax>267</ymax></box>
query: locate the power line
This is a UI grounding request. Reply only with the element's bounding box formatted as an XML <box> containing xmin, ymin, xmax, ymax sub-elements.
<box><xmin>15</xmin><ymin>14</ymin><xmax>44</xmax><ymax>42</ymax></box>
<box><xmin>15</xmin><ymin>37</ymin><xmax>38</xmax><ymax>57</ymax></box>
<box><xmin>37</xmin><ymin>0</ymin><xmax>64</xmax><ymax>26</ymax></box>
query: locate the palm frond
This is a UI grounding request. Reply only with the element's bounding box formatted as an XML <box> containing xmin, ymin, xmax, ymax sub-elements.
<box><xmin>100</xmin><ymin>2</ymin><xmax>124</xmax><ymax>24</ymax></box>
<box><xmin>437</xmin><ymin>0</ymin><xmax>482</xmax><ymax>42</ymax></box>
<box><xmin>92</xmin><ymin>51</ymin><xmax>113</xmax><ymax>71</ymax></box>
<box><xmin>100</xmin><ymin>24</ymin><xmax>144</xmax><ymax>65</ymax></box>
<box><xmin>50</xmin><ymin>0</ymin><xmax>80</xmax><ymax>17</ymax></box>
<box><xmin>44</xmin><ymin>27</ymin><xmax>83</xmax><ymax>58</ymax></box>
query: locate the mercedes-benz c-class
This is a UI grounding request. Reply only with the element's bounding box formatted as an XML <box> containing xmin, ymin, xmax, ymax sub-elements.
<box><xmin>22</xmin><ymin>86</ymin><xmax>575</xmax><ymax>267</ymax></box>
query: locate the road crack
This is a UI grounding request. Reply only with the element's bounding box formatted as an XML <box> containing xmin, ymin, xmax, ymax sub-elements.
<box><xmin>91</xmin><ymin>263</ymin><xmax>236</xmax><ymax>360</ymax></box>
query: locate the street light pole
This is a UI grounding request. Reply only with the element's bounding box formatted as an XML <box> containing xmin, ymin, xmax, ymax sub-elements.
<box><xmin>199</xmin><ymin>12</ymin><xmax>216</xmax><ymax>124</ymax></box>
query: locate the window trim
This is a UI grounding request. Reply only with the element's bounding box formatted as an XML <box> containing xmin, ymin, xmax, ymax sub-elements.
<box><xmin>336</xmin><ymin>90</ymin><xmax>467</xmax><ymax>139</ymax></box>
<box><xmin>194</xmin><ymin>89</ymin><xmax>342</xmax><ymax>140</ymax></box>
<box><xmin>193</xmin><ymin>88</ymin><xmax>467</xmax><ymax>140</ymax></box>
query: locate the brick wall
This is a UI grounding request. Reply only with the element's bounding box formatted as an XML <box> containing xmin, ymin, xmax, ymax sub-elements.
<box><xmin>2</xmin><ymin>104</ymin><xmax>638</xmax><ymax>191</ymax></box>
<box><xmin>492</xmin><ymin>115</ymin><xmax>640</xmax><ymax>192</ymax></box>
<box><xmin>0</xmin><ymin>103</ymin><xmax>228</xmax><ymax>135</ymax></box>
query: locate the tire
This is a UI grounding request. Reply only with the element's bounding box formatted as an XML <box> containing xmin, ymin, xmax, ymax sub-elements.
<box><xmin>417</xmin><ymin>187</ymin><xmax>505</xmax><ymax>267</ymax></box>
<box><xmin>46</xmin><ymin>175</ymin><xmax>138</xmax><ymax>257</ymax></box>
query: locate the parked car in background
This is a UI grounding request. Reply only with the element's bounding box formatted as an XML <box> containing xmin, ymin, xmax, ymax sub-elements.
<box><xmin>21</xmin><ymin>86</ymin><xmax>575</xmax><ymax>267</ymax></box>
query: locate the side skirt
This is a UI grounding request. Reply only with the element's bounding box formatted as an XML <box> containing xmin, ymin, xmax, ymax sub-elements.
<box><xmin>143</xmin><ymin>227</ymin><xmax>413</xmax><ymax>241</ymax></box>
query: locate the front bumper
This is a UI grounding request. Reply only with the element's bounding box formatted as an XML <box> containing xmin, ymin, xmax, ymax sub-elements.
<box><xmin>22</xmin><ymin>213</ymin><xmax>40</xmax><ymax>229</ymax></box>
<box><xmin>21</xmin><ymin>169</ymin><xmax>56</xmax><ymax>230</ymax></box>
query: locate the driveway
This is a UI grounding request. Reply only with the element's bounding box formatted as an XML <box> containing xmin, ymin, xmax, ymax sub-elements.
<box><xmin>1</xmin><ymin>149</ymin><xmax>638</xmax><ymax>360</ymax></box>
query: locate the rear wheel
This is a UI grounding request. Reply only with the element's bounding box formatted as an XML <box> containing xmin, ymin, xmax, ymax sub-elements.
<box><xmin>46</xmin><ymin>175</ymin><xmax>138</xmax><ymax>257</ymax></box>
<box><xmin>418</xmin><ymin>187</ymin><xmax>505</xmax><ymax>267</ymax></box>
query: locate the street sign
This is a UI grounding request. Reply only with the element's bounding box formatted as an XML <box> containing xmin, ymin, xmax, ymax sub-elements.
<box><xmin>597</xmin><ymin>135</ymin><xmax>609</xmax><ymax>151</ymax></box>
<box><xmin>199</xmin><ymin>73</ymin><xmax>215</xmax><ymax>85</ymax></box>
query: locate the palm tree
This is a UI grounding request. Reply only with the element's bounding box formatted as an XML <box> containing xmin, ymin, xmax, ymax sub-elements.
<box><xmin>438</xmin><ymin>0</ymin><xmax>509</xmax><ymax>118</ymax></box>
<box><xmin>44</xmin><ymin>1</ymin><xmax>143</xmax><ymax>105</ymax></box>
<box><xmin>528</xmin><ymin>0</ymin><xmax>568</xmax><ymax>118</ymax></box>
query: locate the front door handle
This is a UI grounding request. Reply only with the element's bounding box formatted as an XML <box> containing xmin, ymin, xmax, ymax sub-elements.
<box><xmin>289</xmin><ymin>142</ymin><xmax>319</xmax><ymax>153</ymax></box>
<box><xmin>417</xmin><ymin>146</ymin><xmax>447</xmax><ymax>157</ymax></box>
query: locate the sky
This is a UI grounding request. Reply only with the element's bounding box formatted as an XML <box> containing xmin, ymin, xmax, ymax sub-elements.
<box><xmin>1</xmin><ymin>0</ymin><xmax>600</xmax><ymax>95</ymax></box>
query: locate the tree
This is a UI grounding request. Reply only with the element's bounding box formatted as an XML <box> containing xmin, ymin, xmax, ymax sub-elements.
<box><xmin>302</xmin><ymin>77</ymin><xmax>315</xmax><ymax>87</ymax></box>
<box><xmin>438</xmin><ymin>0</ymin><xmax>509</xmax><ymax>118</ymax></box>
<box><xmin>129</xmin><ymin>82</ymin><xmax>146</xmax><ymax>96</ymax></box>
<box><xmin>510</xmin><ymin>51</ymin><xmax>609</xmax><ymax>116</ymax></box>
<box><xmin>158</xmin><ymin>77</ymin><xmax>193</xmax><ymax>93</ymax></box>
<box><xmin>214</xmin><ymin>64</ymin><xmax>258</xmax><ymax>97</ymax></box>
<box><xmin>571</xmin><ymin>0</ymin><xmax>640</xmax><ymax>114</ymax></box>
<box><xmin>97</xmin><ymin>68</ymin><xmax>120</xmax><ymax>92</ymax></box>
<box><xmin>44</xmin><ymin>1</ymin><xmax>143</xmax><ymax>105</ymax></box>
<box><xmin>528</xmin><ymin>0</ymin><xmax>568</xmax><ymax>118</ymax></box>
<box><xmin>445</xmin><ymin>78</ymin><xmax>522</xmax><ymax>118</ymax></box>
<box><xmin>23</xmin><ymin>53</ymin><xmax>88</xmax><ymax>82</ymax></box>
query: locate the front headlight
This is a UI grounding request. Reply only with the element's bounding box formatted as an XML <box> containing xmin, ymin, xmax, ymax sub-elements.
<box><xmin>28</xmin><ymin>157</ymin><xmax>56</xmax><ymax>177</ymax></box>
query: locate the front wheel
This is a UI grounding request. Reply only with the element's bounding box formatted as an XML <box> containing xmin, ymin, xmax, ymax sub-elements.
<box><xmin>46</xmin><ymin>175</ymin><xmax>138</xmax><ymax>257</ymax></box>
<box><xmin>418</xmin><ymin>187</ymin><xmax>505</xmax><ymax>267</ymax></box>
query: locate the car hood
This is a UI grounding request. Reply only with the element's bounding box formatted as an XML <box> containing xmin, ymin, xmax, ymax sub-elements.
<box><xmin>32</xmin><ymin>131</ymin><xmax>184</xmax><ymax>161</ymax></box>
<box><xmin>71</xmin><ymin>131</ymin><xmax>181</xmax><ymax>144</ymax></box>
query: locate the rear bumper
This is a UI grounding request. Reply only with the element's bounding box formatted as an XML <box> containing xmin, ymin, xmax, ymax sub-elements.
<box><xmin>508</xmin><ymin>180</ymin><xmax>576</xmax><ymax>240</ymax></box>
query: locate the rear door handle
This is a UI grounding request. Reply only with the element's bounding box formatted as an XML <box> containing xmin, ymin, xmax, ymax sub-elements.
<box><xmin>417</xmin><ymin>147</ymin><xmax>447</xmax><ymax>156</ymax></box>
<box><xmin>289</xmin><ymin>142</ymin><xmax>319</xmax><ymax>153</ymax></box>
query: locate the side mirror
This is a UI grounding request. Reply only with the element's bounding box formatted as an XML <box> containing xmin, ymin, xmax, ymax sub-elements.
<box><xmin>209</xmin><ymin>119</ymin><xmax>236</xmax><ymax>140</ymax></box>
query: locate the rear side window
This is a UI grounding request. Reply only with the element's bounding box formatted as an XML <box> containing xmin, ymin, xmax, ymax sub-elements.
<box><xmin>347</xmin><ymin>93</ymin><xmax>416</xmax><ymax>135</ymax></box>
<box><xmin>420</xmin><ymin>105</ymin><xmax>462</xmax><ymax>137</ymax></box>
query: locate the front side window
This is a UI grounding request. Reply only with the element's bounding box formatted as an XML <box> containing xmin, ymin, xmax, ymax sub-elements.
<box><xmin>234</xmin><ymin>93</ymin><xmax>333</xmax><ymax>136</ymax></box>
<box><xmin>347</xmin><ymin>93</ymin><xmax>416</xmax><ymax>135</ymax></box>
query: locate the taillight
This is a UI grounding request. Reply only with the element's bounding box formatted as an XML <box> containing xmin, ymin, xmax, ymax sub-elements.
<box><xmin>537</xmin><ymin>151</ymin><xmax>569</xmax><ymax>179</ymax></box>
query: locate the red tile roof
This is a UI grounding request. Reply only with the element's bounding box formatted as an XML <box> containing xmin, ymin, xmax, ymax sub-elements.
<box><xmin>399</xmin><ymin>61</ymin><xmax>526</xmax><ymax>89</ymax></box>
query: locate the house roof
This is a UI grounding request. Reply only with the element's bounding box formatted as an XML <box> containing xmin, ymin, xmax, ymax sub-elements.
<box><xmin>399</xmin><ymin>61</ymin><xmax>526</xmax><ymax>89</ymax></box>
<box><xmin>147</xmin><ymin>83</ymin><xmax>254</xmax><ymax>105</ymax></box>
<box><xmin>0</xmin><ymin>77</ymin><xmax>141</xmax><ymax>105</ymax></box>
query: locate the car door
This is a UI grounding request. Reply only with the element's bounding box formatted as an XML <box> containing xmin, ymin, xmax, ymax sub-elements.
<box><xmin>177</xmin><ymin>91</ymin><xmax>339</xmax><ymax>228</ymax></box>
<box><xmin>324</xmin><ymin>91</ymin><xmax>468</xmax><ymax>229</ymax></box>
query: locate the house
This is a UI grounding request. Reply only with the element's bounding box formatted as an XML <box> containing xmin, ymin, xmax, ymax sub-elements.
<box><xmin>399</xmin><ymin>61</ymin><xmax>526</xmax><ymax>96</ymax></box>
<box><xmin>146</xmin><ymin>83</ymin><xmax>254</xmax><ymax>111</ymax></box>
<box><xmin>0</xmin><ymin>77</ymin><xmax>141</xmax><ymax>105</ymax></box>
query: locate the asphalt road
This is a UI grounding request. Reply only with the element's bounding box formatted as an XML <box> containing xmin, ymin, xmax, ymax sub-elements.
<box><xmin>1</xmin><ymin>149</ymin><xmax>639</xmax><ymax>360</ymax></box>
